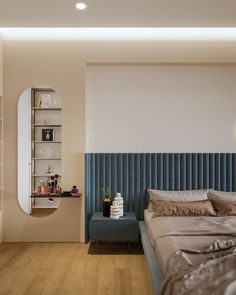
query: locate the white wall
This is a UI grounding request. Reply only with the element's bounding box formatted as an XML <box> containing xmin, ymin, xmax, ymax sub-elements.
<box><xmin>86</xmin><ymin>65</ymin><xmax>236</xmax><ymax>153</ymax></box>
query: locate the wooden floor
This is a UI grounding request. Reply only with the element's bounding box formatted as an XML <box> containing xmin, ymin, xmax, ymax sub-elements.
<box><xmin>0</xmin><ymin>242</ymin><xmax>153</xmax><ymax>295</ymax></box>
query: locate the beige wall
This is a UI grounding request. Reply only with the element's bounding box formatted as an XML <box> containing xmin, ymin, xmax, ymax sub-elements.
<box><xmin>3</xmin><ymin>40</ymin><xmax>236</xmax><ymax>242</ymax></box>
<box><xmin>0</xmin><ymin>34</ymin><xmax>2</xmax><ymax>242</ymax></box>
<box><xmin>0</xmin><ymin>36</ymin><xmax>2</xmax><ymax>95</ymax></box>
<box><xmin>4</xmin><ymin>42</ymin><xmax>86</xmax><ymax>242</ymax></box>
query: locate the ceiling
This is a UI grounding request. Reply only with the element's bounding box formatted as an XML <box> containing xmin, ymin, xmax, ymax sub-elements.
<box><xmin>0</xmin><ymin>0</ymin><xmax>236</xmax><ymax>27</ymax></box>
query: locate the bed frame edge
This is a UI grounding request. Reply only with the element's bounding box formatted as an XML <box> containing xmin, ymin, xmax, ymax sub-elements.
<box><xmin>139</xmin><ymin>221</ymin><xmax>164</xmax><ymax>295</ymax></box>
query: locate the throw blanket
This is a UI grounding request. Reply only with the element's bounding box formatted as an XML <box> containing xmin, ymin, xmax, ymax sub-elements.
<box><xmin>161</xmin><ymin>239</ymin><xmax>236</xmax><ymax>295</ymax></box>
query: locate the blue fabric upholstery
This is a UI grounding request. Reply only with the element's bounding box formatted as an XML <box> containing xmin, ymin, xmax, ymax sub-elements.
<box><xmin>86</xmin><ymin>153</ymin><xmax>236</xmax><ymax>222</ymax></box>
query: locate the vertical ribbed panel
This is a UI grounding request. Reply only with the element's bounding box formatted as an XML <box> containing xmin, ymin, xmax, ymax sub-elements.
<box><xmin>86</xmin><ymin>153</ymin><xmax>236</xmax><ymax>227</ymax></box>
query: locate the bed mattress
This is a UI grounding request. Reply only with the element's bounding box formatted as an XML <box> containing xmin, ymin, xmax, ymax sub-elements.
<box><xmin>144</xmin><ymin>209</ymin><xmax>236</xmax><ymax>274</ymax></box>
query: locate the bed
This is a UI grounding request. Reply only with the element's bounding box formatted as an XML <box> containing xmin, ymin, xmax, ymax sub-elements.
<box><xmin>140</xmin><ymin>189</ymin><xmax>236</xmax><ymax>295</ymax></box>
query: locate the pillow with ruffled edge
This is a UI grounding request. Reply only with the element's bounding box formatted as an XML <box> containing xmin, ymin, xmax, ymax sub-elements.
<box><xmin>151</xmin><ymin>199</ymin><xmax>216</xmax><ymax>217</ymax></box>
<box><xmin>210</xmin><ymin>199</ymin><xmax>236</xmax><ymax>216</ymax></box>
<box><xmin>147</xmin><ymin>189</ymin><xmax>208</xmax><ymax>212</ymax></box>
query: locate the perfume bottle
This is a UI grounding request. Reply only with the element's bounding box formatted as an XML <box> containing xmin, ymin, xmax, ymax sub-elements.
<box><xmin>71</xmin><ymin>186</ymin><xmax>78</xmax><ymax>193</ymax></box>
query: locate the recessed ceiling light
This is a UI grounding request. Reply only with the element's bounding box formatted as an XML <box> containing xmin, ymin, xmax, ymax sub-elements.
<box><xmin>75</xmin><ymin>2</ymin><xmax>87</xmax><ymax>10</ymax></box>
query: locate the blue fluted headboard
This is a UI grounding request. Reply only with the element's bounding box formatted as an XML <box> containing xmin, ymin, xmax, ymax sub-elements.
<box><xmin>85</xmin><ymin>153</ymin><xmax>236</xmax><ymax>224</ymax></box>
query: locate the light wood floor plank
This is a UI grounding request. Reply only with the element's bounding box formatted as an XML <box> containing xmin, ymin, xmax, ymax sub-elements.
<box><xmin>0</xmin><ymin>243</ymin><xmax>153</xmax><ymax>295</ymax></box>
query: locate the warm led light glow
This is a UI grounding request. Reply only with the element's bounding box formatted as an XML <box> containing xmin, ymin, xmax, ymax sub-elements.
<box><xmin>75</xmin><ymin>2</ymin><xmax>87</xmax><ymax>10</ymax></box>
<box><xmin>1</xmin><ymin>28</ymin><xmax>236</xmax><ymax>41</ymax></box>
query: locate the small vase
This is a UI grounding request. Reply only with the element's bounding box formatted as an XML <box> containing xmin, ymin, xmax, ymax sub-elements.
<box><xmin>103</xmin><ymin>195</ymin><xmax>111</xmax><ymax>217</ymax></box>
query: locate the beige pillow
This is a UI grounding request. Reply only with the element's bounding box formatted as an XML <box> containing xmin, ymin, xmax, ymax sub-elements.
<box><xmin>210</xmin><ymin>199</ymin><xmax>236</xmax><ymax>216</ymax></box>
<box><xmin>151</xmin><ymin>199</ymin><xmax>216</xmax><ymax>217</ymax></box>
<box><xmin>147</xmin><ymin>189</ymin><xmax>208</xmax><ymax>212</ymax></box>
<box><xmin>208</xmin><ymin>190</ymin><xmax>236</xmax><ymax>201</ymax></box>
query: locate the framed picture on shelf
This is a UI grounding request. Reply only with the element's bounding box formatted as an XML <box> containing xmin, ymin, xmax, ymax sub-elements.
<box><xmin>42</xmin><ymin>129</ymin><xmax>54</xmax><ymax>141</ymax></box>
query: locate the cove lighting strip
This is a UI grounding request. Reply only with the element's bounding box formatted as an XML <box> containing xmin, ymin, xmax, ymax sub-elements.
<box><xmin>1</xmin><ymin>28</ymin><xmax>236</xmax><ymax>41</ymax></box>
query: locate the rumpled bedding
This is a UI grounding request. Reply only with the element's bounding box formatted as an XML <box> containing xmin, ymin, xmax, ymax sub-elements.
<box><xmin>144</xmin><ymin>213</ymin><xmax>236</xmax><ymax>294</ymax></box>
<box><xmin>145</xmin><ymin>214</ymin><xmax>236</xmax><ymax>272</ymax></box>
<box><xmin>161</xmin><ymin>238</ymin><xmax>236</xmax><ymax>295</ymax></box>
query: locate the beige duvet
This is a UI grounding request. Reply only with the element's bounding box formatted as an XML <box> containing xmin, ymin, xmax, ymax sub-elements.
<box><xmin>145</xmin><ymin>212</ymin><xmax>236</xmax><ymax>294</ymax></box>
<box><xmin>161</xmin><ymin>238</ymin><xmax>236</xmax><ymax>295</ymax></box>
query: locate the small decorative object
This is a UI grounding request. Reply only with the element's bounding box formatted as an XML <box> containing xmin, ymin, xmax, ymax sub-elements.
<box><xmin>46</xmin><ymin>173</ymin><xmax>59</xmax><ymax>194</ymax></box>
<box><xmin>54</xmin><ymin>174</ymin><xmax>59</xmax><ymax>188</ymax></box>
<box><xmin>36</xmin><ymin>96</ymin><xmax>42</xmax><ymax>108</ymax></box>
<box><xmin>56</xmin><ymin>186</ymin><xmax>62</xmax><ymax>194</ymax></box>
<box><xmin>52</xmin><ymin>96</ymin><xmax>61</xmax><ymax>108</ymax></box>
<box><xmin>43</xmin><ymin>119</ymin><xmax>47</xmax><ymax>125</ymax></box>
<box><xmin>71</xmin><ymin>185</ymin><xmax>79</xmax><ymax>193</ymax></box>
<box><xmin>39</xmin><ymin>181</ymin><xmax>45</xmax><ymax>194</ymax></box>
<box><xmin>110</xmin><ymin>204</ymin><xmax>120</xmax><ymax>219</ymax></box>
<box><xmin>42</xmin><ymin>129</ymin><xmax>54</xmax><ymax>141</ymax></box>
<box><xmin>114</xmin><ymin>192</ymin><xmax>124</xmax><ymax>217</ymax></box>
<box><xmin>50</xmin><ymin>175</ymin><xmax>55</xmax><ymax>193</ymax></box>
<box><xmin>40</xmin><ymin>180</ymin><xmax>45</xmax><ymax>187</ymax></box>
<box><xmin>56</xmin><ymin>97</ymin><xmax>61</xmax><ymax>108</ymax></box>
<box><xmin>48</xmin><ymin>198</ymin><xmax>54</xmax><ymax>204</ymax></box>
<box><xmin>102</xmin><ymin>186</ymin><xmax>112</xmax><ymax>217</ymax></box>
<box><xmin>40</xmin><ymin>94</ymin><xmax>52</xmax><ymax>108</ymax></box>
<box><xmin>46</xmin><ymin>164</ymin><xmax>52</xmax><ymax>175</ymax></box>
<box><xmin>41</xmin><ymin>186</ymin><xmax>46</xmax><ymax>194</ymax></box>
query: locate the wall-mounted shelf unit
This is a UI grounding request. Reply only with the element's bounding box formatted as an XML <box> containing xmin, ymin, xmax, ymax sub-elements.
<box><xmin>31</xmin><ymin>88</ymin><xmax>62</xmax><ymax>210</ymax></box>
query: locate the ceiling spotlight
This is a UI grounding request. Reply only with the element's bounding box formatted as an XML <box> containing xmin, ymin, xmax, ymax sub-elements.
<box><xmin>75</xmin><ymin>2</ymin><xmax>87</xmax><ymax>10</ymax></box>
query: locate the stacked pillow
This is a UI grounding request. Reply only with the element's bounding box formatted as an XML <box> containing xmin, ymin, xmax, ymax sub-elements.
<box><xmin>147</xmin><ymin>189</ymin><xmax>236</xmax><ymax>217</ymax></box>
<box><xmin>147</xmin><ymin>189</ymin><xmax>216</xmax><ymax>217</ymax></box>
<box><xmin>208</xmin><ymin>190</ymin><xmax>236</xmax><ymax>216</ymax></box>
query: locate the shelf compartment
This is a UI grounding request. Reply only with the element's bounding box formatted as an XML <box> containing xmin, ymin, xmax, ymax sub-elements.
<box><xmin>32</xmin><ymin>141</ymin><xmax>62</xmax><ymax>143</ymax></box>
<box><xmin>33</xmin><ymin>124</ymin><xmax>62</xmax><ymax>127</ymax></box>
<box><xmin>31</xmin><ymin>193</ymin><xmax>81</xmax><ymax>198</ymax></box>
<box><xmin>32</xmin><ymin>107</ymin><xmax>62</xmax><ymax>111</ymax></box>
<box><xmin>32</xmin><ymin>158</ymin><xmax>61</xmax><ymax>160</ymax></box>
<box><xmin>32</xmin><ymin>174</ymin><xmax>62</xmax><ymax>177</ymax></box>
<box><xmin>32</xmin><ymin>88</ymin><xmax>54</xmax><ymax>92</ymax></box>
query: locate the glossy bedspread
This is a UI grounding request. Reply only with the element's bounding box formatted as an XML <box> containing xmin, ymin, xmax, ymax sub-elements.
<box><xmin>161</xmin><ymin>238</ymin><xmax>236</xmax><ymax>295</ymax></box>
<box><xmin>145</xmin><ymin>214</ymin><xmax>236</xmax><ymax>273</ymax></box>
